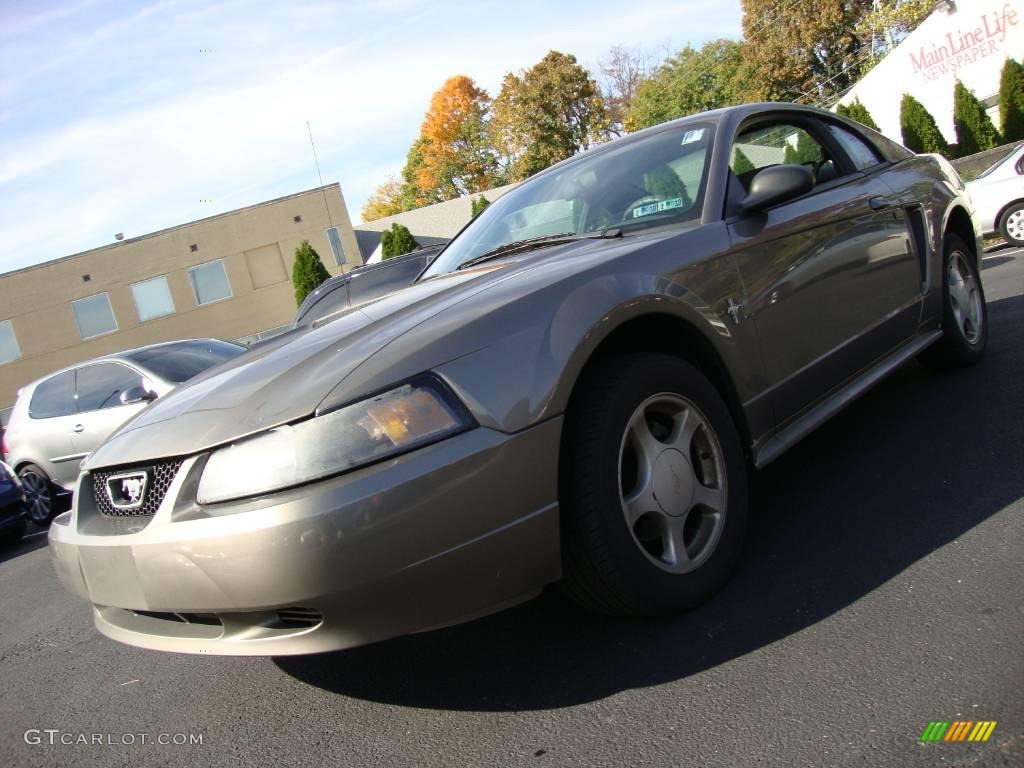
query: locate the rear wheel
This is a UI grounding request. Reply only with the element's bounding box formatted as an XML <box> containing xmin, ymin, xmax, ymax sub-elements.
<box><xmin>918</xmin><ymin>233</ymin><xmax>987</xmax><ymax>369</ymax></box>
<box><xmin>18</xmin><ymin>464</ymin><xmax>57</xmax><ymax>526</ymax></box>
<box><xmin>560</xmin><ymin>353</ymin><xmax>748</xmax><ymax>616</ymax></box>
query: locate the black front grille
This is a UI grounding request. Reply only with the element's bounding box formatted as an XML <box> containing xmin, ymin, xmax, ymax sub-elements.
<box><xmin>92</xmin><ymin>459</ymin><xmax>184</xmax><ymax>517</ymax></box>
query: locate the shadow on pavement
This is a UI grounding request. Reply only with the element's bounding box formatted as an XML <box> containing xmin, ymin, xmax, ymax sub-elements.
<box><xmin>276</xmin><ymin>294</ymin><xmax>1024</xmax><ymax>711</ymax></box>
<box><xmin>0</xmin><ymin>524</ymin><xmax>50</xmax><ymax>565</ymax></box>
<box><xmin>982</xmin><ymin>256</ymin><xmax>1015</xmax><ymax>270</ymax></box>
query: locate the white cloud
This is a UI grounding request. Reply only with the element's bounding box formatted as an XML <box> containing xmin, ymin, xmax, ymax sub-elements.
<box><xmin>0</xmin><ymin>0</ymin><xmax>741</xmax><ymax>273</ymax></box>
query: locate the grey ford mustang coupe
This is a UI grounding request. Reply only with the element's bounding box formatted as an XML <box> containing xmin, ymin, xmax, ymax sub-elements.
<box><xmin>49</xmin><ymin>103</ymin><xmax>986</xmax><ymax>655</ymax></box>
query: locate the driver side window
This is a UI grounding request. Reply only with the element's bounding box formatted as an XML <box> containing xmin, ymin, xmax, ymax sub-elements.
<box><xmin>730</xmin><ymin>123</ymin><xmax>835</xmax><ymax>188</ymax></box>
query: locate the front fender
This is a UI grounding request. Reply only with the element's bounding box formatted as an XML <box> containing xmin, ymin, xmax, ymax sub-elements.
<box><xmin>324</xmin><ymin>228</ymin><xmax>762</xmax><ymax>437</ymax></box>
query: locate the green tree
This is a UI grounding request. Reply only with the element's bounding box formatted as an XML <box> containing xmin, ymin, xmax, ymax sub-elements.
<box><xmin>292</xmin><ymin>239</ymin><xmax>330</xmax><ymax>306</ymax></box>
<box><xmin>783</xmin><ymin>130</ymin><xmax>823</xmax><ymax>165</ymax></box>
<box><xmin>900</xmin><ymin>94</ymin><xmax>950</xmax><ymax>156</ymax></box>
<box><xmin>380</xmin><ymin>223</ymin><xmax>420</xmax><ymax>260</ymax></box>
<box><xmin>836</xmin><ymin>99</ymin><xmax>880</xmax><ymax>131</ymax></box>
<box><xmin>471</xmin><ymin>195</ymin><xmax>491</xmax><ymax>218</ymax></box>
<box><xmin>999</xmin><ymin>58</ymin><xmax>1024</xmax><ymax>142</ymax></box>
<box><xmin>732</xmin><ymin>147</ymin><xmax>756</xmax><ymax>175</ymax></box>
<box><xmin>741</xmin><ymin>0</ymin><xmax>873</xmax><ymax>102</ymax></box>
<box><xmin>953</xmin><ymin>80</ymin><xmax>1001</xmax><ymax>157</ymax></box>
<box><xmin>491</xmin><ymin>51</ymin><xmax>608</xmax><ymax>180</ymax></box>
<box><xmin>627</xmin><ymin>39</ymin><xmax>746</xmax><ymax>130</ymax></box>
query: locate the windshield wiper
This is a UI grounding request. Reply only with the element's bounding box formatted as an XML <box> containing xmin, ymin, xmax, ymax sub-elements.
<box><xmin>456</xmin><ymin>228</ymin><xmax>622</xmax><ymax>270</ymax></box>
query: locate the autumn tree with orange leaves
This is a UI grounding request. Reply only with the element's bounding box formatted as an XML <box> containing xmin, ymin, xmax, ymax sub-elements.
<box><xmin>417</xmin><ymin>75</ymin><xmax>502</xmax><ymax>198</ymax></box>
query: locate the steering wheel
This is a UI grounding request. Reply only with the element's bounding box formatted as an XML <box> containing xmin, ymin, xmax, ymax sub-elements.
<box><xmin>621</xmin><ymin>195</ymin><xmax>662</xmax><ymax>222</ymax></box>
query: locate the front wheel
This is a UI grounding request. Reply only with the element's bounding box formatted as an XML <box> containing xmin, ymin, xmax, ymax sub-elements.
<box><xmin>918</xmin><ymin>233</ymin><xmax>987</xmax><ymax>369</ymax></box>
<box><xmin>18</xmin><ymin>464</ymin><xmax>57</xmax><ymax>526</ymax></box>
<box><xmin>560</xmin><ymin>353</ymin><xmax>748</xmax><ymax>616</ymax></box>
<box><xmin>999</xmin><ymin>202</ymin><xmax>1024</xmax><ymax>247</ymax></box>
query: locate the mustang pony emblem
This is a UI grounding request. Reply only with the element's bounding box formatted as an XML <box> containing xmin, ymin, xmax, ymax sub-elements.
<box><xmin>105</xmin><ymin>471</ymin><xmax>149</xmax><ymax>510</ymax></box>
<box><xmin>121</xmin><ymin>477</ymin><xmax>144</xmax><ymax>504</ymax></box>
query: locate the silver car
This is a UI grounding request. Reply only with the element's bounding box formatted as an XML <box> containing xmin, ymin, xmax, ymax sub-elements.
<box><xmin>965</xmin><ymin>142</ymin><xmax>1024</xmax><ymax>245</ymax></box>
<box><xmin>4</xmin><ymin>339</ymin><xmax>245</xmax><ymax>524</ymax></box>
<box><xmin>48</xmin><ymin>104</ymin><xmax>985</xmax><ymax>656</ymax></box>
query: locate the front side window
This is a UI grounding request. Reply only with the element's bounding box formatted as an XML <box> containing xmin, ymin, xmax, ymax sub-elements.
<box><xmin>728</xmin><ymin>122</ymin><xmax>839</xmax><ymax>211</ymax></box>
<box><xmin>0</xmin><ymin>320</ymin><xmax>19</xmax><ymax>365</ymax></box>
<box><xmin>75</xmin><ymin>363</ymin><xmax>143</xmax><ymax>412</ymax></box>
<box><xmin>71</xmin><ymin>293</ymin><xmax>118</xmax><ymax>339</ymax></box>
<box><xmin>188</xmin><ymin>259</ymin><xmax>232</xmax><ymax>305</ymax></box>
<box><xmin>130</xmin><ymin>275</ymin><xmax>176</xmax><ymax>322</ymax></box>
<box><xmin>423</xmin><ymin>121</ymin><xmax>714</xmax><ymax>277</ymax></box>
<box><xmin>29</xmin><ymin>371</ymin><xmax>76</xmax><ymax>419</ymax></box>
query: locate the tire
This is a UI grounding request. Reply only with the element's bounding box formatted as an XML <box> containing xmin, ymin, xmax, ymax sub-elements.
<box><xmin>18</xmin><ymin>464</ymin><xmax>58</xmax><ymax>526</ymax></box>
<box><xmin>0</xmin><ymin>519</ymin><xmax>26</xmax><ymax>546</ymax></box>
<box><xmin>998</xmin><ymin>202</ymin><xmax>1024</xmax><ymax>247</ymax></box>
<box><xmin>918</xmin><ymin>233</ymin><xmax>987</xmax><ymax>370</ymax></box>
<box><xmin>559</xmin><ymin>353</ymin><xmax>748</xmax><ymax>616</ymax></box>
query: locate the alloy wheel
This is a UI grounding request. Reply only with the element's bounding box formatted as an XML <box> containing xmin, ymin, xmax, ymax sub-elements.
<box><xmin>947</xmin><ymin>250</ymin><xmax>983</xmax><ymax>345</ymax></box>
<box><xmin>1005</xmin><ymin>208</ymin><xmax>1024</xmax><ymax>242</ymax></box>
<box><xmin>20</xmin><ymin>471</ymin><xmax>53</xmax><ymax>524</ymax></box>
<box><xmin>618</xmin><ymin>393</ymin><xmax>727</xmax><ymax>574</ymax></box>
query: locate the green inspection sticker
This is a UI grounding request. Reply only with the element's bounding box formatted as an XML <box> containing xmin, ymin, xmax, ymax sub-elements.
<box><xmin>632</xmin><ymin>197</ymin><xmax>684</xmax><ymax>218</ymax></box>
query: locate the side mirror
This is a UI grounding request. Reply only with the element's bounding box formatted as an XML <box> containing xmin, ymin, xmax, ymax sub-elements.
<box><xmin>119</xmin><ymin>385</ymin><xmax>157</xmax><ymax>406</ymax></box>
<box><xmin>740</xmin><ymin>164</ymin><xmax>815</xmax><ymax>213</ymax></box>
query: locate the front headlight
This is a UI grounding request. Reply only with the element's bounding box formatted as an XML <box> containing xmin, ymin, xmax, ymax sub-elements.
<box><xmin>196</xmin><ymin>377</ymin><xmax>473</xmax><ymax>504</ymax></box>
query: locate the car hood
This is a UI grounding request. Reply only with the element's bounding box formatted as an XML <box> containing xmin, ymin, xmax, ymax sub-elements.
<box><xmin>84</xmin><ymin>264</ymin><xmax>513</xmax><ymax>469</ymax></box>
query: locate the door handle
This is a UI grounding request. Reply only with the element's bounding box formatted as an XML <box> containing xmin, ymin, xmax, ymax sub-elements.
<box><xmin>72</xmin><ymin>424</ymin><xmax>84</xmax><ymax>433</ymax></box>
<box><xmin>868</xmin><ymin>196</ymin><xmax>891</xmax><ymax>211</ymax></box>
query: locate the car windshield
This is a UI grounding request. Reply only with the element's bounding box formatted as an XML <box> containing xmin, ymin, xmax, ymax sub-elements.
<box><xmin>422</xmin><ymin>121</ymin><xmax>715</xmax><ymax>277</ymax></box>
<box><xmin>125</xmin><ymin>340</ymin><xmax>246</xmax><ymax>384</ymax></box>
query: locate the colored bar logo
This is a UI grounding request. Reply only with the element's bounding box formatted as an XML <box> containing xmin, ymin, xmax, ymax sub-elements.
<box><xmin>920</xmin><ymin>721</ymin><xmax>997</xmax><ymax>742</ymax></box>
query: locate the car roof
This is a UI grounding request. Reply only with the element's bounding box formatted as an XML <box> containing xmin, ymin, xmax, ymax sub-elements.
<box><xmin>531</xmin><ymin>102</ymin><xmax>908</xmax><ymax>180</ymax></box>
<box><xmin>19</xmin><ymin>338</ymin><xmax>234</xmax><ymax>391</ymax></box>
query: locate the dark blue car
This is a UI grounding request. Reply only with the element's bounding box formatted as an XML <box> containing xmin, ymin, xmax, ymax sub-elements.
<box><xmin>0</xmin><ymin>461</ymin><xmax>28</xmax><ymax>545</ymax></box>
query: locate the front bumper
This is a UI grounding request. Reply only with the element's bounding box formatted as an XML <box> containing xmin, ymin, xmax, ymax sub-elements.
<box><xmin>48</xmin><ymin>419</ymin><xmax>562</xmax><ymax>655</ymax></box>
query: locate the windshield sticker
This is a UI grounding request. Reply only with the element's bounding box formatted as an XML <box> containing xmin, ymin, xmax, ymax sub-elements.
<box><xmin>632</xmin><ymin>197</ymin><xmax>684</xmax><ymax>218</ymax></box>
<box><xmin>680</xmin><ymin>128</ymin><xmax>705</xmax><ymax>145</ymax></box>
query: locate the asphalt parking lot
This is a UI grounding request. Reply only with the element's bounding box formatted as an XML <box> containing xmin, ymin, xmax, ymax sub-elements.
<box><xmin>2</xmin><ymin>246</ymin><xmax>1022</xmax><ymax>768</ymax></box>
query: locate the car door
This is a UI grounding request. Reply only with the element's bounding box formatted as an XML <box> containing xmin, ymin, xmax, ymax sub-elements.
<box><xmin>726</xmin><ymin>116</ymin><xmax>921</xmax><ymax>426</ymax></box>
<box><xmin>71</xmin><ymin>362</ymin><xmax>150</xmax><ymax>459</ymax></box>
<box><xmin>25</xmin><ymin>370</ymin><xmax>81</xmax><ymax>487</ymax></box>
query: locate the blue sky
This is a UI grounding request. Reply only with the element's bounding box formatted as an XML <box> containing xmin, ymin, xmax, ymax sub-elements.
<box><xmin>0</xmin><ymin>0</ymin><xmax>741</xmax><ymax>274</ymax></box>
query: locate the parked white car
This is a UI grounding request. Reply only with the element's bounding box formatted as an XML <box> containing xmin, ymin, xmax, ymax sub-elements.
<box><xmin>966</xmin><ymin>143</ymin><xmax>1024</xmax><ymax>246</ymax></box>
<box><xmin>1</xmin><ymin>339</ymin><xmax>245</xmax><ymax>525</ymax></box>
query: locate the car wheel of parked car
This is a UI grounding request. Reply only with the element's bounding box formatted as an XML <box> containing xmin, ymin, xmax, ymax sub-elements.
<box><xmin>918</xmin><ymin>233</ymin><xmax>987</xmax><ymax>369</ymax></box>
<box><xmin>560</xmin><ymin>353</ymin><xmax>748</xmax><ymax>616</ymax></box>
<box><xmin>18</xmin><ymin>464</ymin><xmax>57</xmax><ymax>525</ymax></box>
<box><xmin>998</xmin><ymin>202</ymin><xmax>1024</xmax><ymax>247</ymax></box>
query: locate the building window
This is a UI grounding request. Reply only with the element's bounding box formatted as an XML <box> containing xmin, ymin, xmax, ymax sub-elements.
<box><xmin>0</xmin><ymin>320</ymin><xmax>20</xmax><ymax>365</ymax></box>
<box><xmin>188</xmin><ymin>259</ymin><xmax>232</xmax><ymax>305</ymax></box>
<box><xmin>325</xmin><ymin>226</ymin><xmax>345</xmax><ymax>265</ymax></box>
<box><xmin>130</xmin><ymin>275</ymin><xmax>176</xmax><ymax>322</ymax></box>
<box><xmin>71</xmin><ymin>293</ymin><xmax>118</xmax><ymax>340</ymax></box>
